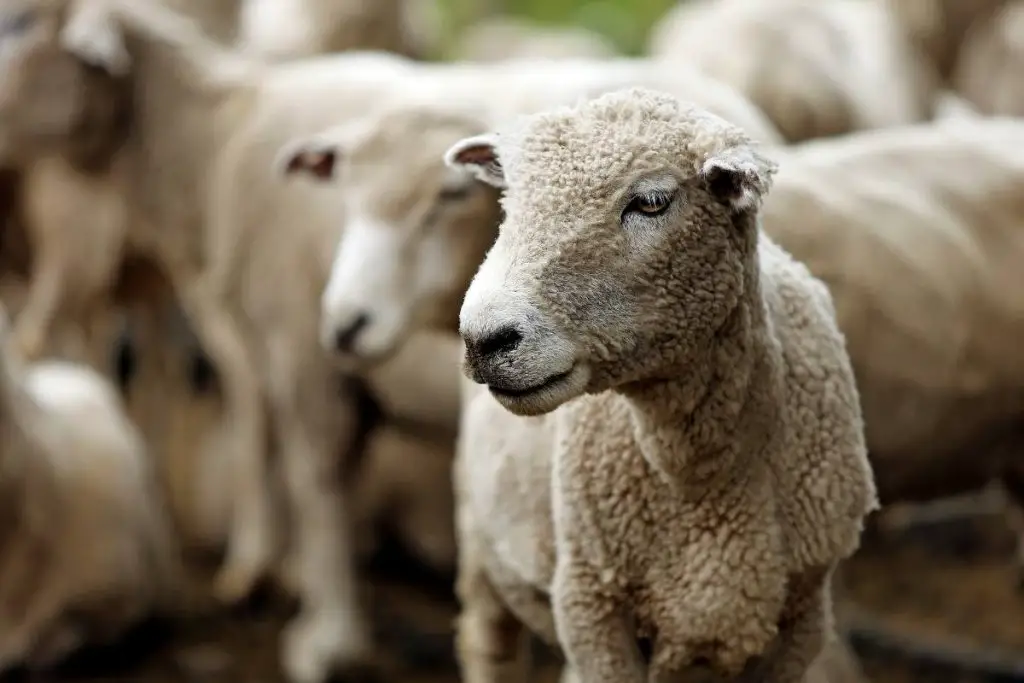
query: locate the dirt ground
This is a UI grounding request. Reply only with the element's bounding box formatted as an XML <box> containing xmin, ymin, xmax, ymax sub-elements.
<box><xmin>10</xmin><ymin>500</ymin><xmax>1024</xmax><ymax>683</ymax></box>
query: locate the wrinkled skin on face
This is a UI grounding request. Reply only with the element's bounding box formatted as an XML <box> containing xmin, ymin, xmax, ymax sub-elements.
<box><xmin>0</xmin><ymin>0</ymin><xmax>131</xmax><ymax>171</ymax></box>
<box><xmin>450</xmin><ymin>88</ymin><xmax>775</xmax><ymax>416</ymax></box>
<box><xmin>277</xmin><ymin>105</ymin><xmax>503</xmax><ymax>367</ymax></box>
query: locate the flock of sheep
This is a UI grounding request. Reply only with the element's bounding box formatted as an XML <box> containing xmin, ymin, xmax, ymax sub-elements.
<box><xmin>0</xmin><ymin>0</ymin><xmax>1022</xmax><ymax>682</ymax></box>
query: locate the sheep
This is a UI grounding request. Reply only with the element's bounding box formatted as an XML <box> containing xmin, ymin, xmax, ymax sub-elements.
<box><xmin>275</xmin><ymin>62</ymin><xmax>780</xmax><ymax>367</ymax></box>
<box><xmin>451</xmin><ymin>16</ymin><xmax>618</xmax><ymax>63</ymax></box>
<box><xmin>0</xmin><ymin>4</ymin><xmax>426</xmax><ymax>680</ymax></box>
<box><xmin>647</xmin><ymin>0</ymin><xmax>939</xmax><ymax>143</ymax></box>
<box><xmin>443</xmin><ymin>87</ymin><xmax>877</xmax><ymax>683</ymax></box>
<box><xmin>882</xmin><ymin>0</ymin><xmax>1009</xmax><ymax>85</ymax></box>
<box><xmin>236</xmin><ymin>0</ymin><xmax>426</xmax><ymax>61</ymax></box>
<box><xmin>949</xmin><ymin>0</ymin><xmax>1024</xmax><ymax>116</ymax></box>
<box><xmin>758</xmin><ymin>117</ymin><xmax>1024</xmax><ymax>579</ymax></box>
<box><xmin>0</xmin><ymin>301</ymin><xmax>176</xmax><ymax>674</ymax></box>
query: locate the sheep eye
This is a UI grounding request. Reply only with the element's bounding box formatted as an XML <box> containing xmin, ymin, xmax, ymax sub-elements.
<box><xmin>438</xmin><ymin>184</ymin><xmax>473</xmax><ymax>202</ymax></box>
<box><xmin>622</xmin><ymin>191</ymin><xmax>672</xmax><ymax>221</ymax></box>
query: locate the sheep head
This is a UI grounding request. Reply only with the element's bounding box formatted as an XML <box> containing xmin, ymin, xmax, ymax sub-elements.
<box><xmin>0</xmin><ymin>0</ymin><xmax>131</xmax><ymax>171</ymax></box>
<box><xmin>275</xmin><ymin>104</ymin><xmax>503</xmax><ymax>368</ymax></box>
<box><xmin>450</xmin><ymin>87</ymin><xmax>777</xmax><ymax>417</ymax></box>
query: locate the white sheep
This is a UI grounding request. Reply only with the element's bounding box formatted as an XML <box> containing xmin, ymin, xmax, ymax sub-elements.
<box><xmin>236</xmin><ymin>0</ymin><xmax>426</xmax><ymax>61</ymax></box>
<box><xmin>0</xmin><ymin>302</ymin><xmax>177</xmax><ymax>674</ymax></box>
<box><xmin>647</xmin><ymin>0</ymin><xmax>939</xmax><ymax>142</ymax></box>
<box><xmin>451</xmin><ymin>16</ymin><xmax>618</xmax><ymax>62</ymax></box>
<box><xmin>882</xmin><ymin>0</ymin><xmax>1009</xmax><ymax>86</ymax></box>
<box><xmin>0</xmin><ymin>5</ymin><xmax>425</xmax><ymax>680</ymax></box>
<box><xmin>275</xmin><ymin>59</ymin><xmax>781</xmax><ymax>366</ymax></box>
<box><xmin>759</xmin><ymin>117</ymin><xmax>1024</xmax><ymax>579</ymax></box>
<box><xmin>443</xmin><ymin>87</ymin><xmax>876</xmax><ymax>683</ymax></box>
<box><xmin>949</xmin><ymin>0</ymin><xmax>1024</xmax><ymax>116</ymax></box>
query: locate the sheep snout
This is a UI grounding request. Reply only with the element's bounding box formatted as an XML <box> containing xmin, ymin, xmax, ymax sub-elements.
<box><xmin>460</xmin><ymin>308</ymin><xmax>586</xmax><ymax>415</ymax></box>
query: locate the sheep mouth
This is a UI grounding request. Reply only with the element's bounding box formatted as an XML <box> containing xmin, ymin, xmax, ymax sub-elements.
<box><xmin>488</xmin><ymin>368</ymin><xmax>575</xmax><ymax>399</ymax></box>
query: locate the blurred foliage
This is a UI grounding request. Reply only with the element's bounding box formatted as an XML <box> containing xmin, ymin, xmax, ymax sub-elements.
<box><xmin>433</xmin><ymin>0</ymin><xmax>682</xmax><ymax>56</ymax></box>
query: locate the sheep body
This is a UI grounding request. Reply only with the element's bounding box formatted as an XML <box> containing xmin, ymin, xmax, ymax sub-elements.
<box><xmin>0</xmin><ymin>309</ymin><xmax>175</xmax><ymax>673</ymax></box>
<box><xmin>950</xmin><ymin>0</ymin><xmax>1024</xmax><ymax>116</ymax></box>
<box><xmin>760</xmin><ymin>118</ymin><xmax>1024</xmax><ymax>505</ymax></box>
<box><xmin>237</xmin><ymin>0</ymin><xmax>424</xmax><ymax>60</ymax></box>
<box><xmin>449</xmin><ymin>88</ymin><xmax>876</xmax><ymax>682</ymax></box>
<box><xmin>452</xmin><ymin>16</ymin><xmax>618</xmax><ymax>62</ymax></box>
<box><xmin>649</xmin><ymin>0</ymin><xmax>937</xmax><ymax>142</ymax></box>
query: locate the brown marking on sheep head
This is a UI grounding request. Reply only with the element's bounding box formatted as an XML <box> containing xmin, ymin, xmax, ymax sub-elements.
<box><xmin>0</xmin><ymin>0</ymin><xmax>132</xmax><ymax>174</ymax></box>
<box><xmin>277</xmin><ymin>104</ymin><xmax>503</xmax><ymax>367</ymax></box>
<box><xmin>452</xmin><ymin>88</ymin><xmax>777</xmax><ymax>416</ymax></box>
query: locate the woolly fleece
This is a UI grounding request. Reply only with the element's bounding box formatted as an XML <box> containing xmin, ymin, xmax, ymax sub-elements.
<box><xmin>453</xmin><ymin>88</ymin><xmax>878</xmax><ymax>683</ymax></box>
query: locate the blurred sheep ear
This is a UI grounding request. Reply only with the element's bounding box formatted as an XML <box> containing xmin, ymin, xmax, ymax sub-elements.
<box><xmin>444</xmin><ymin>134</ymin><xmax>506</xmax><ymax>189</ymax></box>
<box><xmin>274</xmin><ymin>138</ymin><xmax>341</xmax><ymax>182</ymax></box>
<box><xmin>701</xmin><ymin>145</ymin><xmax>777</xmax><ymax>214</ymax></box>
<box><xmin>60</xmin><ymin>1</ymin><xmax>132</xmax><ymax>76</ymax></box>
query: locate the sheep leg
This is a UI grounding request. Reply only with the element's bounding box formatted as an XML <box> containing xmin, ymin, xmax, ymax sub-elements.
<box><xmin>551</xmin><ymin>559</ymin><xmax>646</xmax><ymax>683</ymax></box>
<box><xmin>744</xmin><ymin>568</ymin><xmax>830</xmax><ymax>683</ymax></box>
<box><xmin>454</xmin><ymin>522</ymin><xmax>530</xmax><ymax>683</ymax></box>
<box><xmin>180</xmin><ymin>290</ymin><xmax>276</xmax><ymax>605</ymax></box>
<box><xmin>271</xmin><ymin>353</ymin><xmax>373</xmax><ymax>683</ymax></box>
<box><xmin>0</xmin><ymin>588</ymin><xmax>69</xmax><ymax>670</ymax></box>
<box><xmin>13</xmin><ymin>253</ymin><xmax>65</xmax><ymax>362</ymax></box>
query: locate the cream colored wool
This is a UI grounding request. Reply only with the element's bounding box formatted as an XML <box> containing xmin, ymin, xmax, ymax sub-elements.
<box><xmin>648</xmin><ymin>0</ymin><xmax>938</xmax><ymax>142</ymax></box>
<box><xmin>447</xmin><ymin>88</ymin><xmax>877</xmax><ymax>683</ymax></box>
<box><xmin>0</xmin><ymin>304</ymin><xmax>176</xmax><ymax>673</ymax></box>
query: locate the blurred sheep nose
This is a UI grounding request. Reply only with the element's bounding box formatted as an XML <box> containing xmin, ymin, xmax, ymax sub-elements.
<box><xmin>464</xmin><ymin>325</ymin><xmax>523</xmax><ymax>362</ymax></box>
<box><xmin>333</xmin><ymin>312</ymin><xmax>370</xmax><ymax>353</ymax></box>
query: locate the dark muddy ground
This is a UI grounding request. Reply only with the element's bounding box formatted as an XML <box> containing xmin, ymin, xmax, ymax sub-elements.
<box><xmin>10</xmin><ymin>500</ymin><xmax>1024</xmax><ymax>683</ymax></box>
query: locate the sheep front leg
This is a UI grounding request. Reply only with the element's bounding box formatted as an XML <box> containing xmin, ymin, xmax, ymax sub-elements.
<box><xmin>271</xmin><ymin>355</ymin><xmax>373</xmax><ymax>683</ymax></box>
<box><xmin>455</xmin><ymin>518</ymin><xmax>530</xmax><ymax>683</ymax></box>
<box><xmin>180</xmin><ymin>290</ymin><xmax>276</xmax><ymax>605</ymax></box>
<box><xmin>551</xmin><ymin>559</ymin><xmax>646</xmax><ymax>683</ymax></box>
<box><xmin>13</xmin><ymin>255</ymin><xmax>64</xmax><ymax>362</ymax></box>
<box><xmin>744</xmin><ymin>568</ymin><xmax>830</xmax><ymax>683</ymax></box>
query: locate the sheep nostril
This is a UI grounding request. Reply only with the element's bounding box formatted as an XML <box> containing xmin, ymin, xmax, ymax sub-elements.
<box><xmin>334</xmin><ymin>313</ymin><xmax>370</xmax><ymax>353</ymax></box>
<box><xmin>475</xmin><ymin>325</ymin><xmax>522</xmax><ymax>358</ymax></box>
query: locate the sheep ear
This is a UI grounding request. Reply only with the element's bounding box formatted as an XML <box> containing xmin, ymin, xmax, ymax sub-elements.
<box><xmin>701</xmin><ymin>146</ymin><xmax>777</xmax><ymax>213</ymax></box>
<box><xmin>274</xmin><ymin>137</ymin><xmax>342</xmax><ymax>182</ymax></box>
<box><xmin>60</xmin><ymin>1</ymin><xmax>132</xmax><ymax>76</ymax></box>
<box><xmin>444</xmin><ymin>134</ymin><xmax>506</xmax><ymax>189</ymax></box>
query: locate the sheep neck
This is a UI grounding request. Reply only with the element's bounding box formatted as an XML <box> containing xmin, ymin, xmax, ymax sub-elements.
<box><xmin>618</xmin><ymin>259</ymin><xmax>780</xmax><ymax>497</ymax></box>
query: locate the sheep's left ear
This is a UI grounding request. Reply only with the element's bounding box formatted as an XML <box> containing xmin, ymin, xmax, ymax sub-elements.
<box><xmin>701</xmin><ymin>145</ymin><xmax>777</xmax><ymax>213</ymax></box>
<box><xmin>444</xmin><ymin>134</ymin><xmax>506</xmax><ymax>189</ymax></box>
<box><xmin>274</xmin><ymin>137</ymin><xmax>342</xmax><ymax>182</ymax></box>
<box><xmin>60</xmin><ymin>1</ymin><xmax>132</xmax><ymax>76</ymax></box>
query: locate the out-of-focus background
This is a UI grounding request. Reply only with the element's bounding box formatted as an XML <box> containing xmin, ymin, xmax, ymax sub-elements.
<box><xmin>2</xmin><ymin>0</ymin><xmax>1024</xmax><ymax>683</ymax></box>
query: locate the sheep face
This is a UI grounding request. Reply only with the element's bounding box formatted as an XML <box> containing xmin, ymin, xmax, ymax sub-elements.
<box><xmin>277</xmin><ymin>107</ymin><xmax>502</xmax><ymax>367</ymax></box>
<box><xmin>450</xmin><ymin>88</ymin><xmax>776</xmax><ymax>417</ymax></box>
<box><xmin>0</xmin><ymin>0</ymin><xmax>130</xmax><ymax>170</ymax></box>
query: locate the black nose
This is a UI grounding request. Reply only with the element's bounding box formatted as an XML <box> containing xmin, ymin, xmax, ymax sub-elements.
<box><xmin>334</xmin><ymin>313</ymin><xmax>370</xmax><ymax>353</ymax></box>
<box><xmin>468</xmin><ymin>325</ymin><xmax>522</xmax><ymax>359</ymax></box>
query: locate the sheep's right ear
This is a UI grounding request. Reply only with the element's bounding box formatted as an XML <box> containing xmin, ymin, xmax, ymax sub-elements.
<box><xmin>60</xmin><ymin>1</ymin><xmax>132</xmax><ymax>76</ymax></box>
<box><xmin>274</xmin><ymin>138</ymin><xmax>342</xmax><ymax>182</ymax></box>
<box><xmin>444</xmin><ymin>134</ymin><xmax>506</xmax><ymax>189</ymax></box>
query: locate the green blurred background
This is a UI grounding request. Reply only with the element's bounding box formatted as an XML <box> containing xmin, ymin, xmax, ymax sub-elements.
<box><xmin>433</xmin><ymin>0</ymin><xmax>681</xmax><ymax>56</ymax></box>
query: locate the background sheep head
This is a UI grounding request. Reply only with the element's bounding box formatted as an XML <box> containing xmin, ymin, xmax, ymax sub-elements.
<box><xmin>276</xmin><ymin>104</ymin><xmax>503</xmax><ymax>367</ymax></box>
<box><xmin>0</xmin><ymin>0</ymin><xmax>131</xmax><ymax>172</ymax></box>
<box><xmin>448</xmin><ymin>87</ymin><xmax>777</xmax><ymax>416</ymax></box>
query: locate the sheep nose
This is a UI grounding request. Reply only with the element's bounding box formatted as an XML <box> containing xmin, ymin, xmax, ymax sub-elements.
<box><xmin>334</xmin><ymin>312</ymin><xmax>370</xmax><ymax>353</ymax></box>
<box><xmin>466</xmin><ymin>325</ymin><xmax>523</xmax><ymax>360</ymax></box>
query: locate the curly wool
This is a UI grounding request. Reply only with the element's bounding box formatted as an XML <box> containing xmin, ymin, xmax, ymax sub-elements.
<box><xmin>455</xmin><ymin>88</ymin><xmax>877</xmax><ymax>682</ymax></box>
